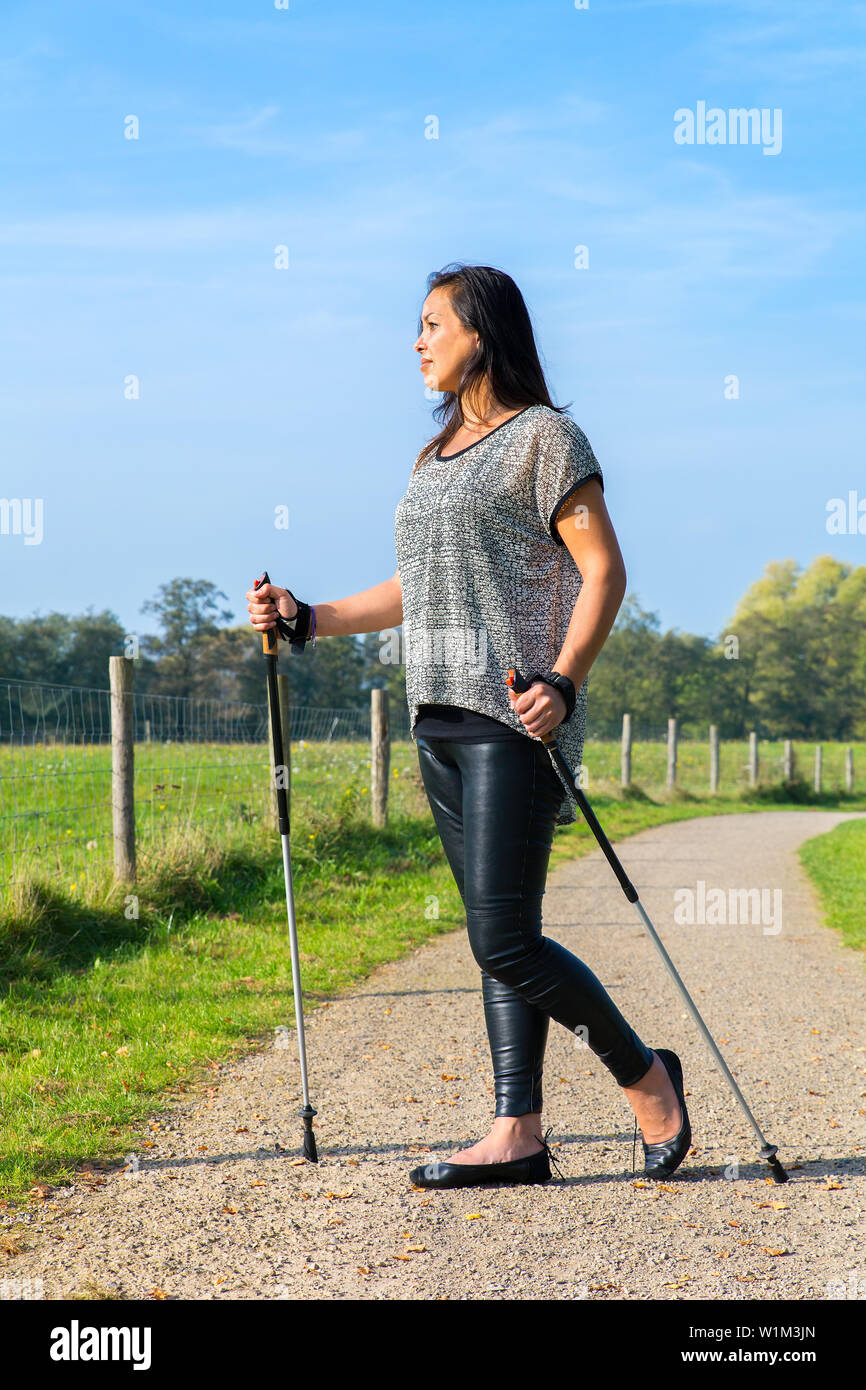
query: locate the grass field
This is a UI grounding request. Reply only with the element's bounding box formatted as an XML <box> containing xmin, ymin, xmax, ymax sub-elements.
<box><xmin>799</xmin><ymin>818</ymin><xmax>866</xmax><ymax>953</ymax></box>
<box><xmin>3</xmin><ymin>734</ymin><xmax>863</xmax><ymax>897</ymax></box>
<box><xmin>1</xmin><ymin>735</ymin><xmax>864</xmax><ymax>1205</ymax></box>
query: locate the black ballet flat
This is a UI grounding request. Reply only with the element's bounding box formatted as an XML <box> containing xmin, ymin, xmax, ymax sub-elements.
<box><xmin>408</xmin><ymin>1127</ymin><xmax>564</xmax><ymax>1189</ymax></box>
<box><xmin>632</xmin><ymin>1048</ymin><xmax>692</xmax><ymax>1180</ymax></box>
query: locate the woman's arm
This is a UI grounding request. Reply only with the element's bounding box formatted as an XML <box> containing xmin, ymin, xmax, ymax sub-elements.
<box><xmin>508</xmin><ymin>479</ymin><xmax>626</xmax><ymax>737</ymax></box>
<box><xmin>311</xmin><ymin>569</ymin><xmax>404</xmax><ymax>637</ymax></box>
<box><xmin>246</xmin><ymin>569</ymin><xmax>403</xmax><ymax>638</ymax></box>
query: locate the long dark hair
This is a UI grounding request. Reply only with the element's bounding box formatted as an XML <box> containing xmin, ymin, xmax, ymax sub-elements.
<box><xmin>414</xmin><ymin>262</ymin><xmax>570</xmax><ymax>471</ymax></box>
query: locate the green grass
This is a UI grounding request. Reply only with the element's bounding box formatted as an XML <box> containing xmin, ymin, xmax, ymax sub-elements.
<box><xmin>798</xmin><ymin>818</ymin><xmax>866</xmax><ymax>953</ymax></box>
<box><xmin>0</xmin><ymin>789</ymin><xmax>463</xmax><ymax>1205</ymax></box>
<box><xmin>3</xmin><ymin>735</ymin><xmax>863</xmax><ymax>893</ymax></box>
<box><xmin>2</xmin><ymin>737</ymin><xmax>865</xmax><ymax>1208</ymax></box>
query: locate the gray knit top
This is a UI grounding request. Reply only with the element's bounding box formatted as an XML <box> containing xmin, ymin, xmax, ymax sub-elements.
<box><xmin>393</xmin><ymin>403</ymin><xmax>604</xmax><ymax>826</ymax></box>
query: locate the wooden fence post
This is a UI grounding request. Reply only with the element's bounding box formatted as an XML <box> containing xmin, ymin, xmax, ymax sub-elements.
<box><xmin>110</xmin><ymin>655</ymin><xmax>136</xmax><ymax>883</ymax></box>
<box><xmin>709</xmin><ymin>724</ymin><xmax>719</xmax><ymax>794</ymax></box>
<box><xmin>371</xmin><ymin>688</ymin><xmax>390</xmax><ymax>827</ymax></box>
<box><xmin>748</xmin><ymin>731</ymin><xmax>758</xmax><ymax>788</ymax></box>
<box><xmin>621</xmin><ymin>713</ymin><xmax>632</xmax><ymax>789</ymax></box>
<box><xmin>845</xmin><ymin>746</ymin><xmax>854</xmax><ymax>793</ymax></box>
<box><xmin>783</xmin><ymin>739</ymin><xmax>794</xmax><ymax>781</ymax></box>
<box><xmin>814</xmin><ymin>744</ymin><xmax>822</xmax><ymax>794</ymax></box>
<box><xmin>666</xmin><ymin>718</ymin><xmax>678</xmax><ymax>790</ymax></box>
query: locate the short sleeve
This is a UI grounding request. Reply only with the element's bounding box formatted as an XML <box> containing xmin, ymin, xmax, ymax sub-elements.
<box><xmin>534</xmin><ymin>415</ymin><xmax>604</xmax><ymax>545</ymax></box>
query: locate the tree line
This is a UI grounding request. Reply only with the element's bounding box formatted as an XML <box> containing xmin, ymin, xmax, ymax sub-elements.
<box><xmin>2</xmin><ymin>557</ymin><xmax>863</xmax><ymax>740</ymax></box>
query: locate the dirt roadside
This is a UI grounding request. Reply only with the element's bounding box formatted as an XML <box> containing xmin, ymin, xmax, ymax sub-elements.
<box><xmin>2</xmin><ymin>810</ymin><xmax>865</xmax><ymax>1302</ymax></box>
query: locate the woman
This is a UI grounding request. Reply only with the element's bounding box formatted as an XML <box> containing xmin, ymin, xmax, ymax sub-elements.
<box><xmin>246</xmin><ymin>263</ymin><xmax>691</xmax><ymax>1190</ymax></box>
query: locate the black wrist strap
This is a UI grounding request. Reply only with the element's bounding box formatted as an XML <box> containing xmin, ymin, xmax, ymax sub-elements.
<box><xmin>526</xmin><ymin>669</ymin><xmax>576</xmax><ymax>721</ymax></box>
<box><xmin>276</xmin><ymin>590</ymin><xmax>313</xmax><ymax>652</ymax></box>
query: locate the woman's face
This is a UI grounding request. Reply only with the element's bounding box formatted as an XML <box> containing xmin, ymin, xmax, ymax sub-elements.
<box><xmin>414</xmin><ymin>287</ymin><xmax>480</xmax><ymax>395</ymax></box>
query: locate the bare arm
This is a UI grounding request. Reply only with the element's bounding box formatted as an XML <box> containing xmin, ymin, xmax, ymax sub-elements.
<box><xmin>507</xmin><ymin>479</ymin><xmax>626</xmax><ymax>738</ymax></box>
<box><xmin>246</xmin><ymin>569</ymin><xmax>403</xmax><ymax>638</ymax></box>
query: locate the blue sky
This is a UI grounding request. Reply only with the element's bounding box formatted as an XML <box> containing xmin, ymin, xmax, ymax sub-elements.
<box><xmin>1</xmin><ymin>0</ymin><xmax>864</xmax><ymax>649</ymax></box>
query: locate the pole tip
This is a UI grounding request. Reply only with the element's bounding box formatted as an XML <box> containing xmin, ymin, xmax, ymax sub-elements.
<box><xmin>761</xmin><ymin>1144</ymin><xmax>789</xmax><ymax>1183</ymax></box>
<box><xmin>768</xmin><ymin>1156</ymin><xmax>789</xmax><ymax>1184</ymax></box>
<box><xmin>300</xmin><ymin>1103</ymin><xmax>318</xmax><ymax>1163</ymax></box>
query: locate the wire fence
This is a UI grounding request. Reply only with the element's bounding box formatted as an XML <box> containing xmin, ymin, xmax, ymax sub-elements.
<box><xmin>0</xmin><ymin>674</ymin><xmax>862</xmax><ymax>900</ymax></box>
<box><xmin>0</xmin><ymin>676</ymin><xmax>410</xmax><ymax>895</ymax></box>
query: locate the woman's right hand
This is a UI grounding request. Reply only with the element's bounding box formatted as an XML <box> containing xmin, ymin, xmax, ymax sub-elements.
<box><xmin>245</xmin><ymin>580</ymin><xmax>297</xmax><ymax>633</ymax></box>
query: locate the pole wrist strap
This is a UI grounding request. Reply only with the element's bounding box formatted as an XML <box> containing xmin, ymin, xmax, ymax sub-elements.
<box><xmin>276</xmin><ymin>591</ymin><xmax>316</xmax><ymax>652</ymax></box>
<box><xmin>526</xmin><ymin>669</ymin><xmax>576</xmax><ymax>722</ymax></box>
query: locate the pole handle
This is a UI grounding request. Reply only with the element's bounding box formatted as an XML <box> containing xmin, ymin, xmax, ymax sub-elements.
<box><xmin>507</xmin><ymin>667</ymin><xmax>638</xmax><ymax>901</ymax></box>
<box><xmin>506</xmin><ymin>668</ymin><xmax>556</xmax><ymax>742</ymax></box>
<box><xmin>253</xmin><ymin>570</ymin><xmax>279</xmax><ymax>655</ymax></box>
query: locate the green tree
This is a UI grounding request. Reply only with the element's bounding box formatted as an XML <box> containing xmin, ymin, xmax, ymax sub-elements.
<box><xmin>724</xmin><ymin>556</ymin><xmax>866</xmax><ymax>738</ymax></box>
<box><xmin>0</xmin><ymin>611</ymin><xmax>127</xmax><ymax>687</ymax></box>
<box><xmin>139</xmin><ymin>579</ymin><xmax>234</xmax><ymax>698</ymax></box>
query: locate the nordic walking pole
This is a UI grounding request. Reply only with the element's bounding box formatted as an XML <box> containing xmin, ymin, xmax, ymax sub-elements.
<box><xmin>254</xmin><ymin>571</ymin><xmax>318</xmax><ymax>1162</ymax></box>
<box><xmin>505</xmin><ymin>667</ymin><xmax>788</xmax><ymax>1184</ymax></box>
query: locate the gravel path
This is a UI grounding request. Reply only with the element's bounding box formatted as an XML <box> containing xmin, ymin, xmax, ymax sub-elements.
<box><xmin>4</xmin><ymin>810</ymin><xmax>865</xmax><ymax>1302</ymax></box>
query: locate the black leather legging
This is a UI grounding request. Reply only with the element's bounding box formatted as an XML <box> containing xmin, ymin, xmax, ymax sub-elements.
<box><xmin>416</xmin><ymin>733</ymin><xmax>655</xmax><ymax>1117</ymax></box>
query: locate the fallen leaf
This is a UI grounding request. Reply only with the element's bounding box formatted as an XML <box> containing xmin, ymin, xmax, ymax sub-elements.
<box><xmin>150</xmin><ymin>1289</ymin><xmax>168</xmax><ymax>1300</ymax></box>
<box><xmin>405</xmin><ymin>1245</ymin><xmax>427</xmax><ymax>1253</ymax></box>
<box><xmin>222</xmin><ymin>1206</ymin><xmax>238</xmax><ymax>1214</ymax></box>
<box><xmin>249</xmin><ymin>1180</ymin><xmax>267</xmax><ymax>1187</ymax></box>
<box><xmin>464</xmin><ymin>1213</ymin><xmax>482</xmax><ymax>1220</ymax></box>
<box><xmin>325</xmin><ymin>1190</ymin><xmax>355</xmax><ymax>1200</ymax></box>
<box><xmin>760</xmin><ymin>1248</ymin><xmax>790</xmax><ymax>1256</ymax></box>
<box><xmin>393</xmin><ymin>1253</ymin><xmax>412</xmax><ymax>1261</ymax></box>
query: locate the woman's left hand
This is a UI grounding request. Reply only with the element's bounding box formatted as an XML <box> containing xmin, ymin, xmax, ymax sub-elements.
<box><xmin>507</xmin><ymin>680</ymin><xmax>567</xmax><ymax>739</ymax></box>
